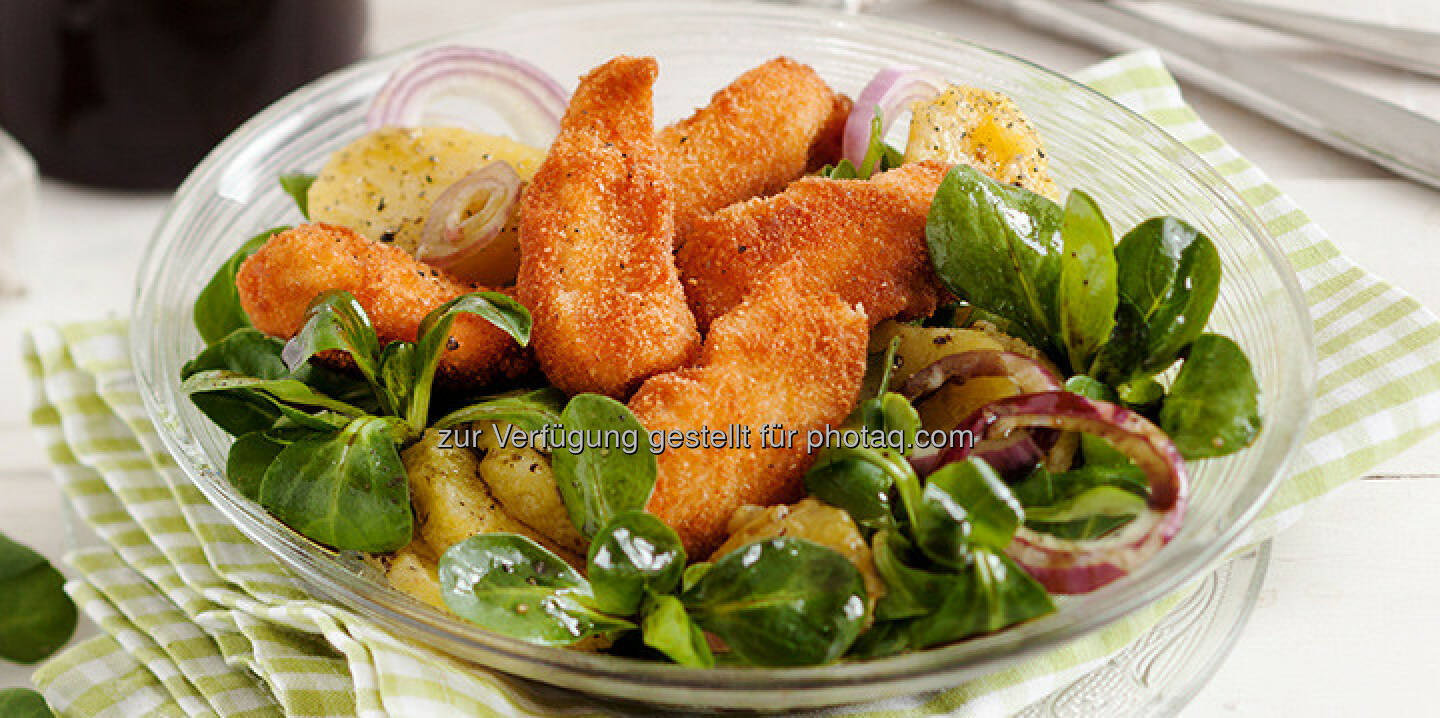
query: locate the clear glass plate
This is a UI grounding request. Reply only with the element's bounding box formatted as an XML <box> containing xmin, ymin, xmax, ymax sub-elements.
<box><xmin>1017</xmin><ymin>542</ymin><xmax>1270</xmax><ymax>717</ymax></box>
<box><xmin>130</xmin><ymin>1</ymin><xmax>1314</xmax><ymax>710</ymax></box>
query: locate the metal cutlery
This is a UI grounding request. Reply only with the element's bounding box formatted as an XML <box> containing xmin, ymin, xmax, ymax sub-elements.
<box><xmin>1150</xmin><ymin>0</ymin><xmax>1440</xmax><ymax>78</ymax></box>
<box><xmin>967</xmin><ymin>0</ymin><xmax>1440</xmax><ymax>191</ymax></box>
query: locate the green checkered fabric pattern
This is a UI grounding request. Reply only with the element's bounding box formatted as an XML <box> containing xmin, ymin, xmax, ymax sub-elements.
<box><xmin>22</xmin><ymin>51</ymin><xmax>1440</xmax><ymax>716</ymax></box>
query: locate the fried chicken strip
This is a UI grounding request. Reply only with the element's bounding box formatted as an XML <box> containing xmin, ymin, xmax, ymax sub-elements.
<box><xmin>517</xmin><ymin>56</ymin><xmax>700</xmax><ymax>399</ymax></box>
<box><xmin>236</xmin><ymin>222</ymin><xmax>531</xmax><ymax>388</ymax></box>
<box><xmin>658</xmin><ymin>56</ymin><xmax>851</xmax><ymax>243</ymax></box>
<box><xmin>631</xmin><ymin>269</ymin><xmax>867</xmax><ymax>558</ymax></box>
<box><xmin>676</xmin><ymin>160</ymin><xmax>950</xmax><ymax>332</ymax></box>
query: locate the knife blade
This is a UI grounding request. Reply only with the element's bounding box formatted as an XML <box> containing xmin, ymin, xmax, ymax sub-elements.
<box><xmin>967</xmin><ymin>0</ymin><xmax>1440</xmax><ymax>191</ymax></box>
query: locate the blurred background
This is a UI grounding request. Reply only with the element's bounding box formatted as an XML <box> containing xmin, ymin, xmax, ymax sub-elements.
<box><xmin>1</xmin><ymin>1</ymin><xmax>1438</xmax><ymax>715</ymax></box>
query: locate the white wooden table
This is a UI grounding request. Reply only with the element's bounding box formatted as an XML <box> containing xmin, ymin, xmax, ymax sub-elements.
<box><xmin>3</xmin><ymin>1</ymin><xmax>1438</xmax><ymax>715</ymax></box>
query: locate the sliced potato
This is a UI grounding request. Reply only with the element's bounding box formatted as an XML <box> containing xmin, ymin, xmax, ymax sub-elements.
<box><xmin>385</xmin><ymin>540</ymin><xmax>448</xmax><ymax>612</ymax></box>
<box><xmin>905</xmin><ymin>85</ymin><xmax>1060</xmax><ymax>200</ymax></box>
<box><xmin>870</xmin><ymin>320</ymin><xmax>1006</xmax><ymax>389</ymax></box>
<box><xmin>308</xmin><ymin>126</ymin><xmax>545</xmax><ymax>284</ymax></box>
<box><xmin>917</xmin><ymin>376</ymin><xmax>1019</xmax><ymax>431</ymax></box>
<box><xmin>402</xmin><ymin>429</ymin><xmax>582</xmax><ymax>567</ymax></box>
<box><xmin>473</xmin><ymin>422</ymin><xmax>588</xmax><ymax>556</ymax></box>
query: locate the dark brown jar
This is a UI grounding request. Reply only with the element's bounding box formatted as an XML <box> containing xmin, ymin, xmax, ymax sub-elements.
<box><xmin>0</xmin><ymin>0</ymin><xmax>366</xmax><ymax>189</ymax></box>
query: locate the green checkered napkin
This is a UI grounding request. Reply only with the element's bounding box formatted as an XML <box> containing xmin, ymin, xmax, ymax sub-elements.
<box><xmin>23</xmin><ymin>50</ymin><xmax>1440</xmax><ymax>717</ymax></box>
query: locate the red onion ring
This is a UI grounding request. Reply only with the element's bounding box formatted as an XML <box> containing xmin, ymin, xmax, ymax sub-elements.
<box><xmin>367</xmin><ymin>46</ymin><xmax>569</xmax><ymax>146</ymax></box>
<box><xmin>943</xmin><ymin>391</ymin><xmax>1190</xmax><ymax>594</ymax></box>
<box><xmin>842</xmin><ymin>66</ymin><xmax>947</xmax><ymax>165</ymax></box>
<box><xmin>415</xmin><ymin>161</ymin><xmax>522</xmax><ymax>271</ymax></box>
<box><xmin>902</xmin><ymin>351</ymin><xmax>1062</xmax><ymax>477</ymax></box>
<box><xmin>899</xmin><ymin>350</ymin><xmax>1062</xmax><ymax>401</ymax></box>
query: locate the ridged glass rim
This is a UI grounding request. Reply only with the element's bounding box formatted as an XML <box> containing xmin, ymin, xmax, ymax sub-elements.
<box><xmin>131</xmin><ymin>1</ymin><xmax>1316</xmax><ymax>708</ymax></box>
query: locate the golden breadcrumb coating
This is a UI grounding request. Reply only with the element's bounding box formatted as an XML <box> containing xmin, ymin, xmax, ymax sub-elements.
<box><xmin>658</xmin><ymin>56</ymin><xmax>851</xmax><ymax>243</ymax></box>
<box><xmin>676</xmin><ymin>160</ymin><xmax>951</xmax><ymax>332</ymax></box>
<box><xmin>516</xmin><ymin>56</ymin><xmax>701</xmax><ymax>399</ymax></box>
<box><xmin>235</xmin><ymin>222</ymin><xmax>532</xmax><ymax>389</ymax></box>
<box><xmin>631</xmin><ymin>269</ymin><xmax>867</xmax><ymax>558</ymax></box>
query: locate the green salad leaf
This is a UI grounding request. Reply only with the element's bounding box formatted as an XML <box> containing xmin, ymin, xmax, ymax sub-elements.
<box><xmin>1023</xmin><ymin>486</ymin><xmax>1145</xmax><ymax>540</ymax></box>
<box><xmin>805</xmin><ymin>388</ymin><xmax>925</xmax><ymax>534</ymax></box>
<box><xmin>1057</xmin><ymin>189</ymin><xmax>1119</xmax><ymax>373</ymax></box>
<box><xmin>182</xmin><ymin>370</ymin><xmax>368</xmax><ymax>433</ymax></box>
<box><xmin>870</xmin><ymin>531</ymin><xmax>951</xmax><ymax>622</ymax></box>
<box><xmin>805</xmin><ymin>446</ymin><xmax>900</xmax><ymax>533</ymax></box>
<box><xmin>911</xmin><ymin>458</ymin><xmax>1021</xmax><ymax>567</ymax></box>
<box><xmin>848</xmin><ymin>392</ymin><xmax>921</xmax><ymax>454</ymax></box>
<box><xmin>1063</xmin><ymin>375</ymin><xmax>1131</xmax><ymax>467</ymax></box>
<box><xmin>806</xmin><ymin>444</ymin><xmax>921</xmax><ymax>535</ymax></box>
<box><xmin>226</xmin><ymin>431</ymin><xmax>285</xmax><ymax>501</ymax></box>
<box><xmin>257</xmin><ymin>416</ymin><xmax>412</xmax><ymax>552</ymax></box>
<box><xmin>439</xmin><ymin>534</ymin><xmax>634</xmax><ymax>646</ymax></box>
<box><xmin>683</xmin><ymin>538</ymin><xmax>868</xmax><ymax>666</ymax></box>
<box><xmin>0</xmin><ymin>688</ymin><xmax>55</xmax><ymax>718</ymax></box>
<box><xmin>1010</xmin><ymin>464</ymin><xmax>1148</xmax><ymax>507</ymax></box>
<box><xmin>869</xmin><ymin>530</ymin><xmax>1052</xmax><ymax>650</ymax></box>
<box><xmin>925</xmin><ymin>165</ymin><xmax>1065</xmax><ymax>353</ymax></box>
<box><xmin>551</xmin><ymin>394</ymin><xmax>657</xmax><ymax>539</ymax></box>
<box><xmin>1160</xmin><ymin>333</ymin><xmax>1262</xmax><ymax>458</ymax></box>
<box><xmin>281</xmin><ymin>290</ymin><xmax>385</xmax><ymax>395</ymax></box>
<box><xmin>182</xmin><ymin>328</ymin><xmax>290</xmax><ymax>380</ymax></box>
<box><xmin>0</xmin><ymin>532</ymin><xmax>77</xmax><ymax>664</ymax></box>
<box><xmin>1103</xmin><ymin>216</ymin><xmax>1221</xmax><ymax>379</ymax></box>
<box><xmin>640</xmin><ymin>594</ymin><xmax>714</xmax><ymax>668</ymax></box>
<box><xmin>585</xmin><ymin>512</ymin><xmax>686</xmax><ymax>616</ymax></box>
<box><xmin>1010</xmin><ymin>464</ymin><xmax>1148</xmax><ymax>540</ymax></box>
<box><xmin>819</xmin><ymin>109</ymin><xmax>902</xmax><ymax>180</ymax></box>
<box><xmin>433</xmin><ymin>388</ymin><xmax>567</xmax><ymax>431</ymax></box>
<box><xmin>681</xmin><ymin>562</ymin><xmax>712</xmax><ymax>592</ymax></box>
<box><xmin>194</xmin><ymin>227</ymin><xmax>287</xmax><ymax>345</ymax></box>
<box><xmin>278</xmin><ymin>173</ymin><xmax>317</xmax><ymax>219</ymax></box>
<box><xmin>404</xmin><ymin>292</ymin><xmax>533</xmax><ymax>428</ymax></box>
<box><xmin>1116</xmin><ymin>376</ymin><xmax>1165</xmax><ymax>412</ymax></box>
<box><xmin>902</xmin><ymin>549</ymin><xmax>1053</xmax><ymax>651</ymax></box>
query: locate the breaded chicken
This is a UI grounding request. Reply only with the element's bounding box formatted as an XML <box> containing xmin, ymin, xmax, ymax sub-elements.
<box><xmin>517</xmin><ymin>56</ymin><xmax>701</xmax><ymax>399</ymax></box>
<box><xmin>631</xmin><ymin>269</ymin><xmax>867</xmax><ymax>557</ymax></box>
<box><xmin>236</xmin><ymin>222</ymin><xmax>531</xmax><ymax>388</ymax></box>
<box><xmin>676</xmin><ymin>160</ymin><xmax>950</xmax><ymax>332</ymax></box>
<box><xmin>658</xmin><ymin>57</ymin><xmax>850</xmax><ymax>243</ymax></box>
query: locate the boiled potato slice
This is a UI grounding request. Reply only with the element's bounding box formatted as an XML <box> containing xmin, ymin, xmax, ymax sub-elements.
<box><xmin>385</xmin><ymin>540</ymin><xmax>448</xmax><ymax>612</ymax></box>
<box><xmin>869</xmin><ymin>320</ymin><xmax>1006</xmax><ymax>389</ymax></box>
<box><xmin>905</xmin><ymin>85</ymin><xmax>1060</xmax><ymax>200</ymax></box>
<box><xmin>308</xmin><ymin>126</ymin><xmax>545</xmax><ymax>284</ymax></box>
<box><xmin>473</xmin><ymin>422</ymin><xmax>588</xmax><ymax>556</ymax></box>
<box><xmin>916</xmin><ymin>376</ymin><xmax>1019</xmax><ymax>431</ymax></box>
<box><xmin>402</xmin><ymin>429</ymin><xmax>582</xmax><ymax>567</ymax></box>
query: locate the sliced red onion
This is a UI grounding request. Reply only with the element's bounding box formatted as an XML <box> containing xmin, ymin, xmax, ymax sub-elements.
<box><xmin>367</xmin><ymin>46</ymin><xmax>570</xmax><ymax>146</ymax></box>
<box><xmin>415</xmin><ymin>161</ymin><xmax>522</xmax><ymax>271</ymax></box>
<box><xmin>843</xmin><ymin>66</ymin><xmax>948</xmax><ymax>165</ymax></box>
<box><xmin>972</xmin><ymin>429</ymin><xmax>1055</xmax><ymax>478</ymax></box>
<box><xmin>943</xmin><ymin>391</ymin><xmax>1190</xmax><ymax>594</ymax></box>
<box><xmin>899</xmin><ymin>350</ymin><xmax>1062</xmax><ymax>402</ymax></box>
<box><xmin>903</xmin><ymin>351</ymin><xmax>1062</xmax><ymax>478</ymax></box>
<box><xmin>908</xmin><ymin>446</ymin><xmax>945</xmax><ymax>476</ymax></box>
<box><xmin>1007</xmin><ymin>493</ymin><xmax>1187</xmax><ymax>594</ymax></box>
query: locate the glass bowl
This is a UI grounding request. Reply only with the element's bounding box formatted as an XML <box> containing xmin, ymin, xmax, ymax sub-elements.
<box><xmin>131</xmin><ymin>1</ymin><xmax>1315</xmax><ymax>710</ymax></box>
